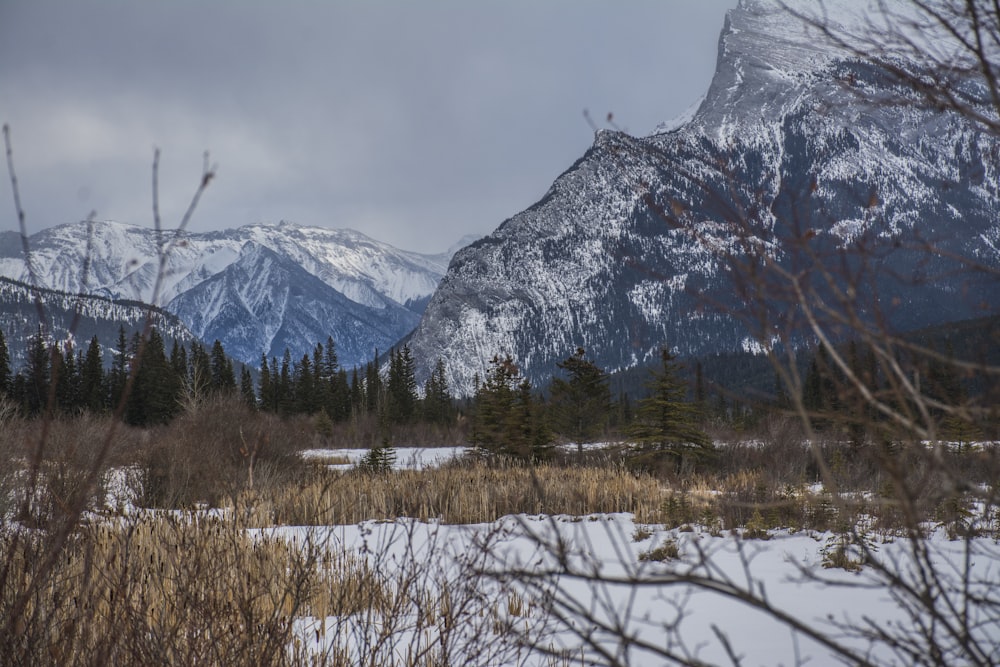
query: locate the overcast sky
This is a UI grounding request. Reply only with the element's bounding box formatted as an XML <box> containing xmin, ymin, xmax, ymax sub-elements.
<box><xmin>0</xmin><ymin>1</ymin><xmax>735</xmax><ymax>254</ymax></box>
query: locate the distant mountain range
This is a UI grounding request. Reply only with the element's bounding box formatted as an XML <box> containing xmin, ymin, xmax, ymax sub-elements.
<box><xmin>0</xmin><ymin>221</ymin><xmax>472</xmax><ymax>368</ymax></box>
<box><xmin>406</xmin><ymin>0</ymin><xmax>1000</xmax><ymax>395</ymax></box>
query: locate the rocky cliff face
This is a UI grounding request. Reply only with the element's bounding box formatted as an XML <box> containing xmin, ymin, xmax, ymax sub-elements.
<box><xmin>409</xmin><ymin>0</ymin><xmax>1000</xmax><ymax>395</ymax></box>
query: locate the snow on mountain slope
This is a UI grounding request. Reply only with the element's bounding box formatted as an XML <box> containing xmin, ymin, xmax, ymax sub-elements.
<box><xmin>408</xmin><ymin>0</ymin><xmax>1000</xmax><ymax>396</ymax></box>
<box><xmin>167</xmin><ymin>242</ymin><xmax>420</xmax><ymax>367</ymax></box>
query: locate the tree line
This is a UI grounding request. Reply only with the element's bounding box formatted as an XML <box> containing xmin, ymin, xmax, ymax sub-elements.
<box><xmin>0</xmin><ymin>326</ymin><xmax>459</xmax><ymax>429</ymax></box>
<box><xmin>0</xmin><ymin>326</ymin><xmax>716</xmax><ymax>467</ymax></box>
<box><xmin>4</xmin><ymin>322</ymin><xmax>978</xmax><ymax>464</ymax></box>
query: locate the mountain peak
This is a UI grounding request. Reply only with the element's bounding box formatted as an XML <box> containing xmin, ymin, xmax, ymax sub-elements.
<box><xmin>407</xmin><ymin>0</ymin><xmax>1000</xmax><ymax>396</ymax></box>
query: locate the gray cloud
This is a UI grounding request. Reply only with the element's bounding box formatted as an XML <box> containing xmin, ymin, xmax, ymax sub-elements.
<box><xmin>0</xmin><ymin>1</ymin><xmax>734</xmax><ymax>253</ymax></box>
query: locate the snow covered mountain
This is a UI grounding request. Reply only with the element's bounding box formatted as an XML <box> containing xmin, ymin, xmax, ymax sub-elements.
<box><xmin>408</xmin><ymin>0</ymin><xmax>1000</xmax><ymax>395</ymax></box>
<box><xmin>167</xmin><ymin>243</ymin><xmax>420</xmax><ymax>365</ymax></box>
<box><xmin>0</xmin><ymin>221</ymin><xmax>454</xmax><ymax>367</ymax></box>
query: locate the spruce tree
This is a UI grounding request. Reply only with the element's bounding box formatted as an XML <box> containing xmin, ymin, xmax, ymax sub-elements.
<box><xmin>549</xmin><ymin>347</ymin><xmax>610</xmax><ymax>456</ymax></box>
<box><xmin>24</xmin><ymin>327</ymin><xmax>50</xmax><ymax>415</ymax></box>
<box><xmin>278</xmin><ymin>349</ymin><xmax>293</xmax><ymax>416</ymax></box>
<box><xmin>209</xmin><ymin>340</ymin><xmax>236</xmax><ymax>394</ymax></box>
<box><xmin>55</xmin><ymin>343</ymin><xmax>81</xmax><ymax>413</ymax></box>
<box><xmin>0</xmin><ymin>328</ymin><xmax>10</xmax><ymax>398</ymax></box>
<box><xmin>423</xmin><ymin>358</ymin><xmax>453</xmax><ymax>424</ymax></box>
<box><xmin>350</xmin><ymin>367</ymin><xmax>363</xmax><ymax>415</ymax></box>
<box><xmin>258</xmin><ymin>353</ymin><xmax>273</xmax><ymax>411</ymax></box>
<box><xmin>294</xmin><ymin>353</ymin><xmax>318</xmax><ymax>414</ymax></box>
<box><xmin>472</xmin><ymin>355</ymin><xmax>552</xmax><ymax>461</ymax></box>
<box><xmin>81</xmin><ymin>335</ymin><xmax>105</xmax><ymax>412</ymax></box>
<box><xmin>386</xmin><ymin>345</ymin><xmax>417</xmax><ymax>423</ymax></box>
<box><xmin>239</xmin><ymin>365</ymin><xmax>256</xmax><ymax>409</ymax></box>
<box><xmin>125</xmin><ymin>329</ymin><xmax>181</xmax><ymax>426</ymax></box>
<box><xmin>364</xmin><ymin>351</ymin><xmax>382</xmax><ymax>415</ymax></box>
<box><xmin>627</xmin><ymin>349</ymin><xmax>713</xmax><ymax>472</ymax></box>
<box><xmin>471</xmin><ymin>355</ymin><xmax>519</xmax><ymax>457</ymax></box>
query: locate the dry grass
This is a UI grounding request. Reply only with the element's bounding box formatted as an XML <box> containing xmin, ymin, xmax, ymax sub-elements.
<box><xmin>1</xmin><ymin>511</ymin><xmax>389</xmax><ymax>666</ymax></box>
<box><xmin>235</xmin><ymin>461</ymin><xmax>669</xmax><ymax>527</ymax></box>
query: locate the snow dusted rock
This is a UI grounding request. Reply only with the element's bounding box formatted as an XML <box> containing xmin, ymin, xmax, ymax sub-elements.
<box><xmin>409</xmin><ymin>0</ymin><xmax>1000</xmax><ymax>396</ymax></box>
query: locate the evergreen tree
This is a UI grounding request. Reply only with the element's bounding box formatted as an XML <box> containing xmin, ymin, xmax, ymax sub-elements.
<box><xmin>549</xmin><ymin>347</ymin><xmax>610</xmax><ymax>456</ymax></box>
<box><xmin>187</xmin><ymin>341</ymin><xmax>212</xmax><ymax>404</ymax></box>
<box><xmin>507</xmin><ymin>378</ymin><xmax>553</xmax><ymax>462</ymax></box>
<box><xmin>322</xmin><ymin>336</ymin><xmax>339</xmax><ymax>379</ymax></box>
<box><xmin>55</xmin><ymin>343</ymin><xmax>81</xmax><ymax>413</ymax></box>
<box><xmin>0</xmin><ymin>328</ymin><xmax>11</xmax><ymax>398</ymax></box>
<box><xmin>209</xmin><ymin>339</ymin><xmax>236</xmax><ymax>394</ymax></box>
<box><xmin>422</xmin><ymin>358</ymin><xmax>453</xmax><ymax>424</ymax></box>
<box><xmin>471</xmin><ymin>355</ymin><xmax>519</xmax><ymax>456</ymax></box>
<box><xmin>364</xmin><ymin>351</ymin><xmax>382</xmax><ymax>415</ymax></box>
<box><xmin>350</xmin><ymin>367</ymin><xmax>363</xmax><ymax>415</ymax></box>
<box><xmin>278</xmin><ymin>349</ymin><xmax>293</xmax><ymax>416</ymax></box>
<box><xmin>258</xmin><ymin>353</ymin><xmax>274</xmax><ymax>411</ymax></box>
<box><xmin>294</xmin><ymin>353</ymin><xmax>318</xmax><ymax>414</ymax></box>
<box><xmin>472</xmin><ymin>355</ymin><xmax>552</xmax><ymax>461</ymax></box>
<box><xmin>802</xmin><ymin>345</ymin><xmax>840</xmax><ymax>430</ymax></box>
<box><xmin>125</xmin><ymin>329</ymin><xmax>181</xmax><ymax>426</ymax></box>
<box><xmin>24</xmin><ymin>327</ymin><xmax>50</xmax><ymax>415</ymax></box>
<box><xmin>81</xmin><ymin>335</ymin><xmax>105</xmax><ymax>412</ymax></box>
<box><xmin>386</xmin><ymin>345</ymin><xmax>417</xmax><ymax>423</ymax></box>
<box><xmin>357</xmin><ymin>438</ymin><xmax>397</xmax><ymax>474</ymax></box>
<box><xmin>239</xmin><ymin>365</ymin><xmax>256</xmax><ymax>409</ymax></box>
<box><xmin>330</xmin><ymin>368</ymin><xmax>351</xmax><ymax>422</ymax></box>
<box><xmin>627</xmin><ymin>349</ymin><xmax>713</xmax><ymax>472</ymax></box>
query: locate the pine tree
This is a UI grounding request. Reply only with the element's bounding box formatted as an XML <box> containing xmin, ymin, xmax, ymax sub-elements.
<box><xmin>0</xmin><ymin>328</ymin><xmax>11</xmax><ymax>398</ymax></box>
<box><xmin>55</xmin><ymin>343</ymin><xmax>81</xmax><ymax>413</ymax></box>
<box><xmin>422</xmin><ymin>358</ymin><xmax>453</xmax><ymax>424</ymax></box>
<box><xmin>294</xmin><ymin>353</ymin><xmax>318</xmax><ymax>414</ymax></box>
<box><xmin>24</xmin><ymin>327</ymin><xmax>50</xmax><ymax>415</ymax></box>
<box><xmin>549</xmin><ymin>347</ymin><xmax>610</xmax><ymax>457</ymax></box>
<box><xmin>627</xmin><ymin>349</ymin><xmax>713</xmax><ymax>472</ymax></box>
<box><xmin>81</xmin><ymin>335</ymin><xmax>105</xmax><ymax>412</ymax></box>
<box><xmin>386</xmin><ymin>345</ymin><xmax>417</xmax><ymax>423</ymax></box>
<box><xmin>471</xmin><ymin>355</ymin><xmax>552</xmax><ymax>461</ymax></box>
<box><xmin>278</xmin><ymin>349</ymin><xmax>293</xmax><ymax>416</ymax></box>
<box><xmin>125</xmin><ymin>329</ymin><xmax>181</xmax><ymax>426</ymax></box>
<box><xmin>364</xmin><ymin>351</ymin><xmax>382</xmax><ymax>415</ymax></box>
<box><xmin>239</xmin><ymin>365</ymin><xmax>256</xmax><ymax>409</ymax></box>
<box><xmin>258</xmin><ymin>353</ymin><xmax>274</xmax><ymax>411</ymax></box>
<box><xmin>209</xmin><ymin>340</ymin><xmax>236</xmax><ymax>394</ymax></box>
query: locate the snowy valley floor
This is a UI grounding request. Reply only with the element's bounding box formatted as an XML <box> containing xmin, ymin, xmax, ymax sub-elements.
<box><xmin>5</xmin><ymin>443</ymin><xmax>999</xmax><ymax>666</ymax></box>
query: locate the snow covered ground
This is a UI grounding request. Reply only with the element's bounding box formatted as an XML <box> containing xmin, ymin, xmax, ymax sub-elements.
<box><xmin>78</xmin><ymin>446</ymin><xmax>1000</xmax><ymax>664</ymax></box>
<box><xmin>271</xmin><ymin>515</ymin><xmax>1000</xmax><ymax>666</ymax></box>
<box><xmin>299</xmin><ymin>446</ymin><xmax>468</xmax><ymax>470</ymax></box>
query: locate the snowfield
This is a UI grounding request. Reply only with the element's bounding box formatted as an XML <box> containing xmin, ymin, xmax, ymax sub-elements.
<box><xmin>272</xmin><ymin>446</ymin><xmax>1000</xmax><ymax>666</ymax></box>
<box><xmin>274</xmin><ymin>514</ymin><xmax>1000</xmax><ymax>666</ymax></box>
